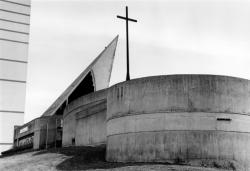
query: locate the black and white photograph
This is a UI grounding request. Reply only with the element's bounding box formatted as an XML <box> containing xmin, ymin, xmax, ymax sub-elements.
<box><xmin>0</xmin><ymin>0</ymin><xmax>250</xmax><ymax>170</ymax></box>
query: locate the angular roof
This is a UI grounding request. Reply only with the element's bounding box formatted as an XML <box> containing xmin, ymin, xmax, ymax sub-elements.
<box><xmin>42</xmin><ymin>35</ymin><xmax>119</xmax><ymax>116</ymax></box>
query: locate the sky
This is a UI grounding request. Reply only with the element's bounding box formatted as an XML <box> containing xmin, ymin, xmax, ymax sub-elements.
<box><xmin>25</xmin><ymin>0</ymin><xmax>250</xmax><ymax>122</ymax></box>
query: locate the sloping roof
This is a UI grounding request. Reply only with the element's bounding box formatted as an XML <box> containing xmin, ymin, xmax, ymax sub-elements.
<box><xmin>42</xmin><ymin>35</ymin><xmax>119</xmax><ymax>116</ymax></box>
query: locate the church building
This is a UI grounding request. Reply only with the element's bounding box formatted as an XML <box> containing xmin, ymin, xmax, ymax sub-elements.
<box><xmin>3</xmin><ymin>5</ymin><xmax>250</xmax><ymax>171</ymax></box>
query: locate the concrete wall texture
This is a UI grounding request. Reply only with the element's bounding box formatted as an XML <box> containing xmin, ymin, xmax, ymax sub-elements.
<box><xmin>33</xmin><ymin>116</ymin><xmax>60</xmax><ymax>149</ymax></box>
<box><xmin>106</xmin><ymin>75</ymin><xmax>250</xmax><ymax>170</ymax></box>
<box><xmin>63</xmin><ymin>89</ymin><xmax>107</xmax><ymax>147</ymax></box>
<box><xmin>0</xmin><ymin>0</ymin><xmax>30</xmax><ymax>153</ymax></box>
<box><xmin>13</xmin><ymin>116</ymin><xmax>61</xmax><ymax>150</ymax></box>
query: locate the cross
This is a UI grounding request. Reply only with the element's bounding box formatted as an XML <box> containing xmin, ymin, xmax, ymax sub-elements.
<box><xmin>117</xmin><ymin>6</ymin><xmax>137</xmax><ymax>81</ymax></box>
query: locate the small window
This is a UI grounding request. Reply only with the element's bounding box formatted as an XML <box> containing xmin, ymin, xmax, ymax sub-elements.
<box><xmin>217</xmin><ymin>118</ymin><xmax>231</xmax><ymax>121</ymax></box>
<box><xmin>72</xmin><ymin>138</ymin><xmax>75</xmax><ymax>145</ymax></box>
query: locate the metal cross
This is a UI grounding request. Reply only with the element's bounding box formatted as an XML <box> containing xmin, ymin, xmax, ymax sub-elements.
<box><xmin>117</xmin><ymin>6</ymin><xmax>137</xmax><ymax>81</ymax></box>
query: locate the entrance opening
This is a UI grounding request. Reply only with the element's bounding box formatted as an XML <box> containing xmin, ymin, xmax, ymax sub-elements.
<box><xmin>54</xmin><ymin>71</ymin><xmax>95</xmax><ymax>116</ymax></box>
<box><xmin>68</xmin><ymin>71</ymin><xmax>95</xmax><ymax>104</ymax></box>
<box><xmin>72</xmin><ymin>138</ymin><xmax>75</xmax><ymax>146</ymax></box>
<box><xmin>52</xmin><ymin>71</ymin><xmax>95</xmax><ymax>147</ymax></box>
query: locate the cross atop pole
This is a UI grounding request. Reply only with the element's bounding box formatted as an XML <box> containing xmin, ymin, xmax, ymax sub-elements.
<box><xmin>117</xmin><ymin>6</ymin><xmax>137</xmax><ymax>81</ymax></box>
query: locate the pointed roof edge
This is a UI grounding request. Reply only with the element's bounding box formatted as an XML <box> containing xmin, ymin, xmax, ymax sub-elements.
<box><xmin>107</xmin><ymin>35</ymin><xmax>119</xmax><ymax>87</ymax></box>
<box><xmin>41</xmin><ymin>35</ymin><xmax>119</xmax><ymax>117</ymax></box>
<box><xmin>80</xmin><ymin>35</ymin><xmax>119</xmax><ymax>80</ymax></box>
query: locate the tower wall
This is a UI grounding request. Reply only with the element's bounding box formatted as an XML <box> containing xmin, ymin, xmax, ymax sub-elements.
<box><xmin>106</xmin><ymin>75</ymin><xmax>250</xmax><ymax>170</ymax></box>
<box><xmin>0</xmin><ymin>0</ymin><xmax>30</xmax><ymax>153</ymax></box>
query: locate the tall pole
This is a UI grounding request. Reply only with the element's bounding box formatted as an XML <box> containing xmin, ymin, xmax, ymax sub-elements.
<box><xmin>126</xmin><ymin>7</ymin><xmax>130</xmax><ymax>81</ymax></box>
<box><xmin>117</xmin><ymin>6</ymin><xmax>137</xmax><ymax>81</ymax></box>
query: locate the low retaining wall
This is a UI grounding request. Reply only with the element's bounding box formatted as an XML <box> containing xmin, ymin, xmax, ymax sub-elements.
<box><xmin>13</xmin><ymin>115</ymin><xmax>61</xmax><ymax>150</ymax></box>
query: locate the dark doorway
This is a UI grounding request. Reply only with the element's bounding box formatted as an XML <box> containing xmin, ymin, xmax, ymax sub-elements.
<box><xmin>55</xmin><ymin>71</ymin><xmax>95</xmax><ymax>116</ymax></box>
<box><xmin>68</xmin><ymin>71</ymin><xmax>95</xmax><ymax>104</ymax></box>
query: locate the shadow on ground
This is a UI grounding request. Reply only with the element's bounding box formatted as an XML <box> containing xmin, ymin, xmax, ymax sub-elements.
<box><xmin>31</xmin><ymin>146</ymin><xmax>241</xmax><ymax>171</ymax></box>
<box><xmin>32</xmin><ymin>145</ymin><xmax>171</xmax><ymax>170</ymax></box>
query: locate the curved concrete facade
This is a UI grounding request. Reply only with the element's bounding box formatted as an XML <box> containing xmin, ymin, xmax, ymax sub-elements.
<box><xmin>106</xmin><ymin>75</ymin><xmax>250</xmax><ymax>170</ymax></box>
<box><xmin>63</xmin><ymin>89</ymin><xmax>107</xmax><ymax>147</ymax></box>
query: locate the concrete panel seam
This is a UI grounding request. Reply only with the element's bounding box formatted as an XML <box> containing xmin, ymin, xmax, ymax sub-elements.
<box><xmin>0</xmin><ymin>9</ymin><xmax>30</xmax><ymax>16</ymax></box>
<box><xmin>0</xmin><ymin>18</ymin><xmax>29</xmax><ymax>25</ymax></box>
<box><xmin>0</xmin><ymin>38</ymin><xmax>28</xmax><ymax>44</ymax></box>
<box><xmin>0</xmin><ymin>142</ymin><xmax>13</xmax><ymax>145</ymax></box>
<box><xmin>0</xmin><ymin>58</ymin><xmax>27</xmax><ymax>63</ymax></box>
<box><xmin>0</xmin><ymin>0</ymin><xmax>31</xmax><ymax>7</ymax></box>
<box><xmin>76</xmin><ymin>108</ymin><xmax>106</xmax><ymax>120</ymax></box>
<box><xmin>108</xmin><ymin>74</ymin><xmax>249</xmax><ymax>90</ymax></box>
<box><xmin>0</xmin><ymin>28</ymin><xmax>29</xmax><ymax>35</ymax></box>
<box><xmin>0</xmin><ymin>78</ymin><xmax>26</xmax><ymax>83</ymax></box>
<box><xmin>107</xmin><ymin>111</ymin><xmax>250</xmax><ymax>122</ymax></box>
<box><xmin>107</xmin><ymin>130</ymin><xmax>250</xmax><ymax>137</ymax></box>
<box><xmin>66</xmin><ymin>95</ymin><xmax>107</xmax><ymax>112</ymax></box>
<box><xmin>0</xmin><ymin>110</ymin><xmax>24</xmax><ymax>113</ymax></box>
<box><xmin>64</xmin><ymin>99</ymin><xmax>106</xmax><ymax>119</ymax></box>
<box><xmin>66</xmin><ymin>99</ymin><xmax>106</xmax><ymax>114</ymax></box>
<box><xmin>76</xmin><ymin>142</ymin><xmax>106</xmax><ymax>147</ymax></box>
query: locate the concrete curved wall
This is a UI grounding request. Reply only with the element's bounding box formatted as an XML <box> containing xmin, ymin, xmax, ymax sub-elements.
<box><xmin>106</xmin><ymin>75</ymin><xmax>250</xmax><ymax>170</ymax></box>
<box><xmin>63</xmin><ymin>89</ymin><xmax>107</xmax><ymax>147</ymax></box>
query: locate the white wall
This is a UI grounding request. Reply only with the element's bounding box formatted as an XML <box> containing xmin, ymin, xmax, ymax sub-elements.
<box><xmin>0</xmin><ymin>0</ymin><xmax>30</xmax><ymax>154</ymax></box>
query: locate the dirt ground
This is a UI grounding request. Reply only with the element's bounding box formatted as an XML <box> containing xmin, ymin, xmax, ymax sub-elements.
<box><xmin>0</xmin><ymin>147</ymin><xmax>235</xmax><ymax>171</ymax></box>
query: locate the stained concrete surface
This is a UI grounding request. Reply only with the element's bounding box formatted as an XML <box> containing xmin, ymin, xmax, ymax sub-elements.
<box><xmin>61</xmin><ymin>75</ymin><xmax>250</xmax><ymax>170</ymax></box>
<box><xmin>63</xmin><ymin>90</ymin><xmax>107</xmax><ymax>147</ymax></box>
<box><xmin>13</xmin><ymin>115</ymin><xmax>61</xmax><ymax>150</ymax></box>
<box><xmin>107</xmin><ymin>75</ymin><xmax>250</xmax><ymax>170</ymax></box>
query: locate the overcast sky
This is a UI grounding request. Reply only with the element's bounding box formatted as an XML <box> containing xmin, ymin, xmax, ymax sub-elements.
<box><xmin>25</xmin><ymin>0</ymin><xmax>250</xmax><ymax>122</ymax></box>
